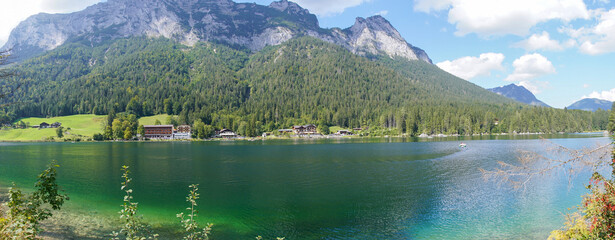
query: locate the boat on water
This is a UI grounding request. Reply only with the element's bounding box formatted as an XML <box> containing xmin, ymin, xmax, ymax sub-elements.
<box><xmin>459</xmin><ymin>143</ymin><xmax>467</xmax><ymax>148</ymax></box>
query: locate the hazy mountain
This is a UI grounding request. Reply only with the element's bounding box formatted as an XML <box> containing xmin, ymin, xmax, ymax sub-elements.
<box><xmin>568</xmin><ymin>98</ymin><xmax>613</xmax><ymax>112</ymax></box>
<box><xmin>2</xmin><ymin>0</ymin><xmax>431</xmax><ymax>63</ymax></box>
<box><xmin>488</xmin><ymin>84</ymin><xmax>550</xmax><ymax>107</ymax></box>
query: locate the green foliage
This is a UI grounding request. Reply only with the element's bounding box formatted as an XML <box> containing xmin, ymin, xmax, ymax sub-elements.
<box><xmin>93</xmin><ymin>133</ymin><xmax>105</xmax><ymax>141</ymax></box>
<box><xmin>2</xmin><ymin>37</ymin><xmax>609</xmax><ymax>135</ymax></box>
<box><xmin>549</xmin><ymin>146</ymin><xmax>615</xmax><ymax>239</ymax></box>
<box><xmin>548</xmin><ymin>213</ymin><xmax>590</xmax><ymax>240</ymax></box>
<box><xmin>154</xmin><ymin>119</ymin><xmax>162</xmax><ymax>125</ymax></box>
<box><xmin>317</xmin><ymin>122</ymin><xmax>329</xmax><ymax>135</ymax></box>
<box><xmin>166</xmin><ymin>115</ymin><xmax>179</xmax><ymax>126</ymax></box>
<box><xmin>608</xmin><ymin>103</ymin><xmax>615</xmax><ymax>133</ymax></box>
<box><xmin>106</xmin><ymin>113</ymin><xmax>139</xmax><ymax>140</ymax></box>
<box><xmin>0</xmin><ymin>162</ymin><xmax>68</xmax><ymax>239</ymax></box>
<box><xmin>176</xmin><ymin>184</ymin><xmax>212</xmax><ymax>240</ymax></box>
<box><xmin>137</xmin><ymin>125</ymin><xmax>145</xmax><ymax>138</ymax></box>
<box><xmin>192</xmin><ymin>119</ymin><xmax>214</xmax><ymax>139</ymax></box>
<box><xmin>56</xmin><ymin>126</ymin><xmax>64</xmax><ymax>138</ymax></box>
<box><xmin>111</xmin><ymin>166</ymin><xmax>158</xmax><ymax>240</ymax></box>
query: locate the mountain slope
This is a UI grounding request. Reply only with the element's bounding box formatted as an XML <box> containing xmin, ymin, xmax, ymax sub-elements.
<box><xmin>1</xmin><ymin>36</ymin><xmax>607</xmax><ymax>134</ymax></box>
<box><xmin>488</xmin><ymin>84</ymin><xmax>550</xmax><ymax>107</ymax></box>
<box><xmin>2</xmin><ymin>0</ymin><xmax>431</xmax><ymax>63</ymax></box>
<box><xmin>568</xmin><ymin>98</ymin><xmax>613</xmax><ymax>112</ymax></box>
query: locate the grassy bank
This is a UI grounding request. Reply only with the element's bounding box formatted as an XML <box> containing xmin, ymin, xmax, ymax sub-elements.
<box><xmin>0</xmin><ymin>115</ymin><xmax>105</xmax><ymax>141</ymax></box>
<box><xmin>0</xmin><ymin>114</ymin><xmax>174</xmax><ymax>142</ymax></box>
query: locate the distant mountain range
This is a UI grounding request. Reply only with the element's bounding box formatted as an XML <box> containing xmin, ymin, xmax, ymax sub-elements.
<box><xmin>488</xmin><ymin>84</ymin><xmax>550</xmax><ymax>107</ymax></box>
<box><xmin>568</xmin><ymin>98</ymin><xmax>613</xmax><ymax>112</ymax></box>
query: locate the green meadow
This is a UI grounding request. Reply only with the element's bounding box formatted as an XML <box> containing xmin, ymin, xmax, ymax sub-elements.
<box><xmin>0</xmin><ymin>114</ymin><xmax>173</xmax><ymax>141</ymax></box>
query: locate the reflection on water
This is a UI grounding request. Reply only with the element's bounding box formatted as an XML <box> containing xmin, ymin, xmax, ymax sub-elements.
<box><xmin>0</xmin><ymin>135</ymin><xmax>610</xmax><ymax>239</ymax></box>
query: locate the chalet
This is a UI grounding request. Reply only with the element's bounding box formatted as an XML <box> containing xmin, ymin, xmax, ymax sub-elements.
<box><xmin>293</xmin><ymin>124</ymin><xmax>317</xmax><ymax>135</ymax></box>
<box><xmin>144</xmin><ymin>125</ymin><xmax>173</xmax><ymax>139</ymax></box>
<box><xmin>51</xmin><ymin>122</ymin><xmax>62</xmax><ymax>128</ymax></box>
<box><xmin>173</xmin><ymin>125</ymin><xmax>192</xmax><ymax>140</ymax></box>
<box><xmin>218</xmin><ymin>129</ymin><xmax>237</xmax><ymax>139</ymax></box>
<box><xmin>176</xmin><ymin>125</ymin><xmax>191</xmax><ymax>133</ymax></box>
<box><xmin>278</xmin><ymin>129</ymin><xmax>293</xmax><ymax>134</ymax></box>
<box><xmin>39</xmin><ymin>122</ymin><xmax>50</xmax><ymax>128</ymax></box>
<box><xmin>336</xmin><ymin>130</ymin><xmax>353</xmax><ymax>136</ymax></box>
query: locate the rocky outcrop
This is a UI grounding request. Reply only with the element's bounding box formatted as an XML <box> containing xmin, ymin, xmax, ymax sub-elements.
<box><xmin>3</xmin><ymin>0</ymin><xmax>432</xmax><ymax>63</ymax></box>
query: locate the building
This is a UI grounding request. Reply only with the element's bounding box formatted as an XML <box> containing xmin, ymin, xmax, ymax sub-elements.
<box><xmin>292</xmin><ymin>124</ymin><xmax>317</xmax><ymax>135</ymax></box>
<box><xmin>144</xmin><ymin>125</ymin><xmax>173</xmax><ymax>139</ymax></box>
<box><xmin>336</xmin><ymin>130</ymin><xmax>353</xmax><ymax>136</ymax></box>
<box><xmin>173</xmin><ymin>125</ymin><xmax>192</xmax><ymax>140</ymax></box>
<box><xmin>39</xmin><ymin>122</ymin><xmax>50</xmax><ymax>128</ymax></box>
<box><xmin>218</xmin><ymin>129</ymin><xmax>237</xmax><ymax>139</ymax></box>
<box><xmin>51</xmin><ymin>122</ymin><xmax>62</xmax><ymax>128</ymax></box>
<box><xmin>176</xmin><ymin>125</ymin><xmax>191</xmax><ymax>133</ymax></box>
<box><xmin>278</xmin><ymin>129</ymin><xmax>293</xmax><ymax>134</ymax></box>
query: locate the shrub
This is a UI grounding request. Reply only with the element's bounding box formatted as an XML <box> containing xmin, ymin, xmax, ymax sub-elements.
<box><xmin>177</xmin><ymin>184</ymin><xmax>212</xmax><ymax>240</ymax></box>
<box><xmin>111</xmin><ymin>166</ymin><xmax>158</xmax><ymax>240</ymax></box>
<box><xmin>0</xmin><ymin>162</ymin><xmax>68</xmax><ymax>239</ymax></box>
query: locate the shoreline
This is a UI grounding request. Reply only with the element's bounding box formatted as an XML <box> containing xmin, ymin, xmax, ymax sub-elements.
<box><xmin>0</xmin><ymin>131</ymin><xmax>608</xmax><ymax>143</ymax></box>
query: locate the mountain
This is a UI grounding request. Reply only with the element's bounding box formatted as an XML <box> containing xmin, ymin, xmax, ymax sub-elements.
<box><xmin>488</xmin><ymin>84</ymin><xmax>550</xmax><ymax>107</ymax></box>
<box><xmin>2</xmin><ymin>0</ymin><xmax>431</xmax><ymax>63</ymax></box>
<box><xmin>0</xmin><ymin>0</ymin><xmax>606</xmax><ymax>135</ymax></box>
<box><xmin>568</xmin><ymin>98</ymin><xmax>613</xmax><ymax>112</ymax></box>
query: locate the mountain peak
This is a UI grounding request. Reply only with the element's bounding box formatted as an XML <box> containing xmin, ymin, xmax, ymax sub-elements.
<box><xmin>342</xmin><ymin>15</ymin><xmax>431</xmax><ymax>63</ymax></box>
<box><xmin>3</xmin><ymin>0</ymin><xmax>431</xmax><ymax>63</ymax></box>
<box><xmin>269</xmin><ymin>0</ymin><xmax>310</xmax><ymax>15</ymax></box>
<box><xmin>568</xmin><ymin>98</ymin><xmax>613</xmax><ymax>112</ymax></box>
<box><xmin>488</xmin><ymin>84</ymin><xmax>550</xmax><ymax>107</ymax></box>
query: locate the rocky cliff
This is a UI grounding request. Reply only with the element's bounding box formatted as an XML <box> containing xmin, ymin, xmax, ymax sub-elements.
<box><xmin>3</xmin><ymin>0</ymin><xmax>431</xmax><ymax>63</ymax></box>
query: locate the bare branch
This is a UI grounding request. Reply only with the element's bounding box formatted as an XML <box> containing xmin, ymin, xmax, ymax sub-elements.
<box><xmin>480</xmin><ymin>138</ymin><xmax>613</xmax><ymax>190</ymax></box>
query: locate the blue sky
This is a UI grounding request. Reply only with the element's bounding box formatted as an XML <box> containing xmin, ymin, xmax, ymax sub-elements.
<box><xmin>1</xmin><ymin>0</ymin><xmax>614</xmax><ymax>108</ymax></box>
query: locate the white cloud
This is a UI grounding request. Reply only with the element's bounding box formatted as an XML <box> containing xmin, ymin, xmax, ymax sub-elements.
<box><xmin>519</xmin><ymin>80</ymin><xmax>550</xmax><ymax>94</ymax></box>
<box><xmin>504</xmin><ymin>53</ymin><xmax>556</xmax><ymax>82</ymax></box>
<box><xmin>372</xmin><ymin>10</ymin><xmax>389</xmax><ymax>17</ymax></box>
<box><xmin>414</xmin><ymin>0</ymin><xmax>589</xmax><ymax>37</ymax></box>
<box><xmin>414</xmin><ymin>0</ymin><xmax>452</xmax><ymax>13</ymax></box>
<box><xmin>514</xmin><ymin>31</ymin><xmax>576</xmax><ymax>51</ymax></box>
<box><xmin>0</xmin><ymin>0</ymin><xmax>105</xmax><ymax>47</ymax></box>
<box><xmin>436</xmin><ymin>53</ymin><xmax>505</xmax><ymax>80</ymax></box>
<box><xmin>584</xmin><ymin>88</ymin><xmax>615</xmax><ymax>101</ymax></box>
<box><xmin>294</xmin><ymin>0</ymin><xmax>371</xmax><ymax>16</ymax></box>
<box><xmin>576</xmin><ymin>9</ymin><xmax>615</xmax><ymax>55</ymax></box>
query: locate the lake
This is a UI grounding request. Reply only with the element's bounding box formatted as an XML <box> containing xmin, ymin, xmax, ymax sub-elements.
<box><xmin>0</xmin><ymin>135</ymin><xmax>611</xmax><ymax>239</ymax></box>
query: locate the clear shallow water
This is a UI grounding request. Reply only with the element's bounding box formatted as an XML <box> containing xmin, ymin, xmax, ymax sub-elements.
<box><xmin>0</xmin><ymin>135</ymin><xmax>611</xmax><ymax>239</ymax></box>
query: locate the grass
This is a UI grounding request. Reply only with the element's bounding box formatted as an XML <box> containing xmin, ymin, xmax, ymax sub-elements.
<box><xmin>138</xmin><ymin>114</ymin><xmax>174</xmax><ymax>126</ymax></box>
<box><xmin>329</xmin><ymin>126</ymin><xmax>349</xmax><ymax>134</ymax></box>
<box><xmin>0</xmin><ymin>114</ymin><xmax>177</xmax><ymax>142</ymax></box>
<box><xmin>1</xmin><ymin>115</ymin><xmax>106</xmax><ymax>141</ymax></box>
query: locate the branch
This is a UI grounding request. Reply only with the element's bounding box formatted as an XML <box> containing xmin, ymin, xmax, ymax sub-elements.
<box><xmin>480</xmin><ymin>138</ymin><xmax>613</xmax><ymax>190</ymax></box>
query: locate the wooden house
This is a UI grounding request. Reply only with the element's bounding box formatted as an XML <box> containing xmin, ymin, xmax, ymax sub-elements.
<box><xmin>218</xmin><ymin>129</ymin><xmax>237</xmax><ymax>139</ymax></box>
<box><xmin>293</xmin><ymin>124</ymin><xmax>317</xmax><ymax>135</ymax></box>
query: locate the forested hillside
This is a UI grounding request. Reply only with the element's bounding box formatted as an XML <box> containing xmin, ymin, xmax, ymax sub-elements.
<box><xmin>0</xmin><ymin>37</ymin><xmax>609</xmax><ymax>136</ymax></box>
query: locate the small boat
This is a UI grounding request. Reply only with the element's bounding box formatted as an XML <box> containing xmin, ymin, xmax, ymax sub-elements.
<box><xmin>459</xmin><ymin>143</ymin><xmax>467</xmax><ymax>148</ymax></box>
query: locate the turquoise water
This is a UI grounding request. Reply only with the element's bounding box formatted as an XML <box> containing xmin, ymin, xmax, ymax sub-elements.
<box><xmin>0</xmin><ymin>135</ymin><xmax>610</xmax><ymax>239</ymax></box>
